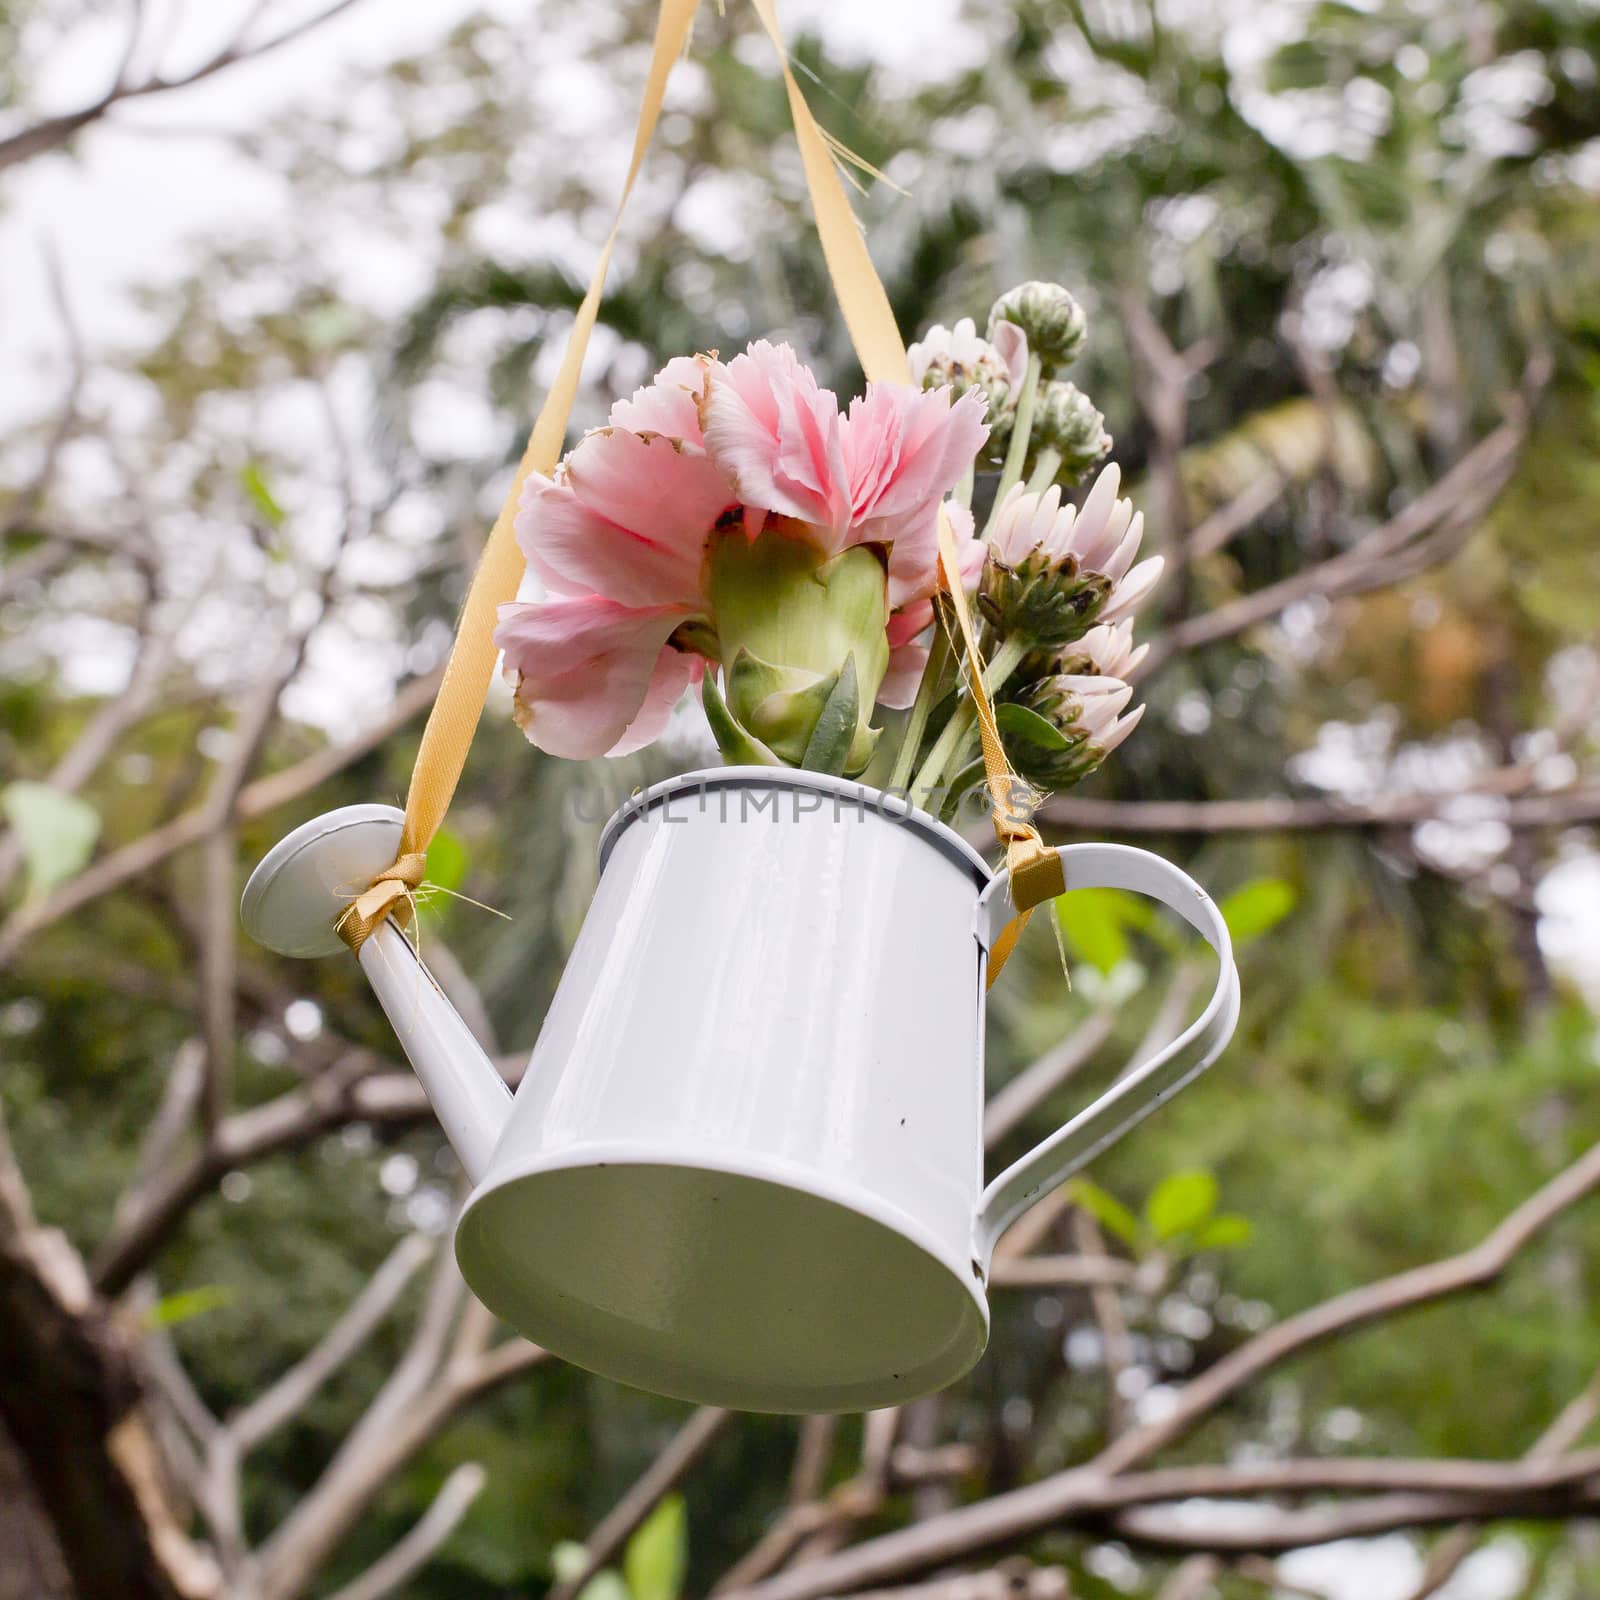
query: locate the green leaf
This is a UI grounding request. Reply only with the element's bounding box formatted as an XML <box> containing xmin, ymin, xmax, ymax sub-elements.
<box><xmin>238</xmin><ymin>461</ymin><xmax>286</xmax><ymax>528</ymax></box>
<box><xmin>2</xmin><ymin>783</ymin><xmax>99</xmax><ymax>904</ymax></box>
<box><xmin>800</xmin><ymin>653</ymin><xmax>859</xmax><ymax>776</ymax></box>
<box><xmin>1146</xmin><ymin>1170</ymin><xmax>1220</xmax><ymax>1240</ymax></box>
<box><xmin>996</xmin><ymin>700</ymin><xmax>1071</xmax><ymax>750</ymax></box>
<box><xmin>701</xmin><ymin>672</ymin><xmax>782</xmax><ymax>766</ymax></box>
<box><xmin>939</xmin><ymin>757</ymin><xmax>989</xmax><ymax>825</ymax></box>
<box><xmin>1219</xmin><ymin>877</ymin><xmax>1297</xmax><ymax>947</ymax></box>
<box><xmin>1066</xmin><ymin>1178</ymin><xmax>1143</xmax><ymax>1250</ymax></box>
<box><xmin>624</xmin><ymin>1494</ymin><xmax>687</xmax><ymax>1600</ymax></box>
<box><xmin>142</xmin><ymin>1285</ymin><xmax>236</xmax><ymax>1329</ymax></box>
<box><xmin>1055</xmin><ymin>887</ymin><xmax>1149</xmax><ymax>976</ymax></box>
<box><xmin>551</xmin><ymin>1544</ymin><xmax>591</xmax><ymax>1584</ymax></box>
<box><xmin>578</xmin><ymin>1573</ymin><xmax>631</xmax><ymax>1600</ymax></box>
<box><xmin>425</xmin><ymin>826</ymin><xmax>469</xmax><ymax>896</ymax></box>
<box><xmin>1191</xmin><ymin>1213</ymin><xmax>1254</xmax><ymax>1250</ymax></box>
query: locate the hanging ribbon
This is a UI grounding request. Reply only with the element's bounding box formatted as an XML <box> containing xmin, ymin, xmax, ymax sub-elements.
<box><xmin>341</xmin><ymin>0</ymin><xmax>1061</xmax><ymax>979</ymax></box>
<box><xmin>745</xmin><ymin>0</ymin><xmax>1062</xmax><ymax>980</ymax></box>
<box><xmin>336</xmin><ymin>0</ymin><xmax>701</xmax><ymax>951</ymax></box>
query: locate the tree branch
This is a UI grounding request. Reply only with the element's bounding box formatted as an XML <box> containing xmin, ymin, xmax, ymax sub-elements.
<box><xmin>1135</xmin><ymin>406</ymin><xmax>1531</xmax><ymax>681</ymax></box>
<box><xmin>551</xmin><ymin>1407</ymin><xmax>734</xmax><ymax>1600</ymax></box>
<box><xmin>718</xmin><ymin>1139</ymin><xmax>1600</xmax><ymax>1600</ymax></box>
<box><xmin>227</xmin><ymin>1234</ymin><xmax>437</xmax><ymax>1457</ymax></box>
<box><xmin>323</xmin><ymin>1462</ymin><xmax>487</xmax><ymax>1600</ymax></box>
<box><xmin>1041</xmin><ymin>782</ymin><xmax>1600</xmax><ymax>837</ymax></box>
<box><xmin>0</xmin><ymin>667</ymin><xmax>444</xmax><ymax>971</ymax></box>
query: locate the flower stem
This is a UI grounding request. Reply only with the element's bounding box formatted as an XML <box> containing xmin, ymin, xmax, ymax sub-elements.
<box><xmin>887</xmin><ymin>623</ymin><xmax>952</xmax><ymax>793</ymax></box>
<box><xmin>911</xmin><ymin>635</ymin><xmax>1029</xmax><ymax>803</ymax></box>
<box><xmin>953</xmin><ymin>460</ymin><xmax>975</xmax><ymax>510</ymax></box>
<box><xmin>984</xmin><ymin>353</ymin><xmax>1042</xmax><ymax>538</ymax></box>
<box><xmin>1025</xmin><ymin>446</ymin><xmax>1062</xmax><ymax>495</ymax></box>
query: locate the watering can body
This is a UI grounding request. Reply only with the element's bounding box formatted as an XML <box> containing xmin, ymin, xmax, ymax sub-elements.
<box><xmin>242</xmin><ymin>768</ymin><xmax>1238</xmax><ymax>1413</ymax></box>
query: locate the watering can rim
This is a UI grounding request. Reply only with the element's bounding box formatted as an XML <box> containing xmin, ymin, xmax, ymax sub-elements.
<box><xmin>596</xmin><ymin>766</ymin><xmax>993</xmax><ymax>886</ymax></box>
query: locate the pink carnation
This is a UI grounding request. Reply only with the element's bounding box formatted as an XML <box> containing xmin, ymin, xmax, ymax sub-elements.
<box><xmin>496</xmin><ymin>342</ymin><xmax>987</xmax><ymax>758</ymax></box>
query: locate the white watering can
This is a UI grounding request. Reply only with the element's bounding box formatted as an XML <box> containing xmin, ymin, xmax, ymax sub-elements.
<box><xmin>242</xmin><ymin>767</ymin><xmax>1239</xmax><ymax>1413</ymax></box>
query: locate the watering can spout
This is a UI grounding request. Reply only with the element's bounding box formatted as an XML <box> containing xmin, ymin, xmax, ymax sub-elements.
<box><xmin>239</xmin><ymin>805</ymin><xmax>512</xmax><ymax>1185</ymax></box>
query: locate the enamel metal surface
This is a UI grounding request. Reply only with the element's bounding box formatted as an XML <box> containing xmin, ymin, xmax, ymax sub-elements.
<box><xmin>239</xmin><ymin>803</ymin><xmax>404</xmax><ymax>958</ymax></box>
<box><xmin>456</xmin><ymin>770</ymin><xmax>995</xmax><ymax>1412</ymax></box>
<box><xmin>241</xmin><ymin>774</ymin><xmax>1241</xmax><ymax>1414</ymax></box>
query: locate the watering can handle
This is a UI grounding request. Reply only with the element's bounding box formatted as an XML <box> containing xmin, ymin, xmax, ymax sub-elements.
<box><xmin>972</xmin><ymin>843</ymin><xmax>1241</xmax><ymax>1259</ymax></box>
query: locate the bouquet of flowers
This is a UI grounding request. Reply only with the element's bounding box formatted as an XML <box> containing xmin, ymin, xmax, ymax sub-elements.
<box><xmin>495</xmin><ymin>281</ymin><xmax>1161</xmax><ymax>821</ymax></box>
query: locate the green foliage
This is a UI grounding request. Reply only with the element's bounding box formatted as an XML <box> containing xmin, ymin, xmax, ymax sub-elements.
<box><xmin>1068</xmin><ymin>1171</ymin><xmax>1253</xmax><ymax>1257</ymax></box>
<box><xmin>424</xmin><ymin>826</ymin><xmax>470</xmax><ymax>897</ymax></box>
<box><xmin>238</xmin><ymin>461</ymin><xmax>287</xmax><ymax>530</ymax></box>
<box><xmin>1</xmin><ymin>782</ymin><xmax>99</xmax><ymax>903</ymax></box>
<box><xmin>624</xmin><ymin>1494</ymin><xmax>689</xmax><ymax>1600</ymax></box>
<box><xmin>1218</xmin><ymin>878</ymin><xmax>1298</xmax><ymax>947</ymax></box>
<box><xmin>142</xmin><ymin>1284</ymin><xmax>238</xmax><ymax>1329</ymax></box>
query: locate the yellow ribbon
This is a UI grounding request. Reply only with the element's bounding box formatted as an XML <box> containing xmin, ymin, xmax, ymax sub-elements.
<box><xmin>335</xmin><ymin>0</ymin><xmax>701</xmax><ymax>952</ymax></box>
<box><xmin>746</xmin><ymin>0</ymin><xmax>1061</xmax><ymax>981</ymax></box>
<box><xmin>342</xmin><ymin>0</ymin><xmax>1060</xmax><ymax>978</ymax></box>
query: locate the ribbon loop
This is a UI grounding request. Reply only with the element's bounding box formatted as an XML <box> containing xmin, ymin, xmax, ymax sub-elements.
<box><xmin>335</xmin><ymin>852</ymin><xmax>428</xmax><ymax>952</ymax></box>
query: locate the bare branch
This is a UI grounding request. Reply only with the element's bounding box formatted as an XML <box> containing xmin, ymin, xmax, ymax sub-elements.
<box><xmin>228</xmin><ymin>1235</ymin><xmax>436</xmax><ymax>1457</ymax></box>
<box><xmin>1071</xmin><ymin>1212</ymin><xmax>1133</xmax><ymax>1435</ymax></box>
<box><xmin>1136</xmin><ymin>407</ymin><xmax>1530</xmax><ymax>681</ymax></box>
<box><xmin>92</xmin><ymin>1045</ymin><xmax>527</xmax><ymax>1296</ymax></box>
<box><xmin>718</xmin><ymin>1140</ymin><xmax>1600</xmax><ymax>1600</ymax></box>
<box><xmin>987</xmin><ymin>1254</ymin><xmax>1136</xmax><ymax>1290</ymax></box>
<box><xmin>551</xmin><ymin>1407</ymin><xmax>734</xmax><ymax>1600</ymax></box>
<box><xmin>0</xmin><ymin>667</ymin><xmax>444</xmax><ymax>971</ymax></box>
<box><xmin>323</xmin><ymin>1462</ymin><xmax>487</xmax><ymax>1600</ymax></box>
<box><xmin>0</xmin><ymin>0</ymin><xmax>370</xmax><ymax>173</ymax></box>
<box><xmin>847</xmin><ymin>1560</ymin><xmax>1070</xmax><ymax>1600</ymax></box>
<box><xmin>1404</xmin><ymin>1366</ymin><xmax>1600</xmax><ymax>1600</ymax></box>
<box><xmin>983</xmin><ymin>1011</ymin><xmax>1116</xmax><ymax>1148</ymax></box>
<box><xmin>199</xmin><ymin>829</ymin><xmax>239</xmax><ymax>1132</ymax></box>
<box><xmin>1179</xmin><ymin>471</ymin><xmax>1286</xmax><ymax>567</ymax></box>
<box><xmin>1041</xmin><ymin>782</ymin><xmax>1600</xmax><ymax>838</ymax></box>
<box><xmin>1110</xmin><ymin>1486</ymin><xmax>1600</xmax><ymax>1554</ymax></box>
<box><xmin>0</xmin><ymin>1107</ymin><xmax>222</xmax><ymax>1600</ymax></box>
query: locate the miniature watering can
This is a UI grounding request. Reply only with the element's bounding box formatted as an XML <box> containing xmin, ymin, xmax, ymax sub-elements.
<box><xmin>242</xmin><ymin>767</ymin><xmax>1238</xmax><ymax>1413</ymax></box>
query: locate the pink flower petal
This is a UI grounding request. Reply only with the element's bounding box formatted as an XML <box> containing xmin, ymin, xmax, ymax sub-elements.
<box><xmin>879</xmin><ymin>637</ymin><xmax>929</xmax><ymax>709</ymax></box>
<box><xmin>700</xmin><ymin>341</ymin><xmax>851</xmax><ymax>536</ymax></box>
<box><xmin>494</xmin><ymin>595</ymin><xmax>693</xmax><ymax>759</ymax></box>
<box><xmin>610</xmin><ymin>355</ymin><xmax>713</xmax><ymax>446</ymax></box>
<box><xmin>608</xmin><ymin>648</ymin><xmax>705</xmax><ymax>756</ymax></box>
<box><xmin>887</xmin><ymin>499</ymin><xmax>981</xmax><ymax>609</ymax></box>
<box><xmin>887</xmin><ymin>598</ymin><xmax>933</xmax><ymax>649</ymax></box>
<box><xmin>517</xmin><ymin>429</ymin><xmax>734</xmax><ymax>609</ymax></box>
<box><xmin>989</xmin><ymin>320</ymin><xmax>1029</xmax><ymax>388</ymax></box>
<box><xmin>845</xmin><ymin>384</ymin><xmax>989</xmax><ymax>546</ymax></box>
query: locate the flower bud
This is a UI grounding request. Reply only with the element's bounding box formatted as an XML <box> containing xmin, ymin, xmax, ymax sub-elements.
<box><xmin>908</xmin><ymin>317</ymin><xmax>1028</xmax><ymax>431</ymax></box>
<box><xmin>977</xmin><ymin>546</ymin><xmax>1111</xmax><ymax>648</ymax></box>
<box><xmin>705</xmin><ymin>527</ymin><xmax>888</xmax><ymax>775</ymax></box>
<box><xmin>1000</xmin><ymin>674</ymin><xmax>1144</xmax><ymax>789</ymax></box>
<box><xmin>1032</xmin><ymin>381</ymin><xmax>1111</xmax><ymax>482</ymax></box>
<box><xmin>988</xmin><ymin>282</ymin><xmax>1087</xmax><ymax>372</ymax></box>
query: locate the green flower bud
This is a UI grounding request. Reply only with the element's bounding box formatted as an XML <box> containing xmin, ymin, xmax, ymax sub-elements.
<box><xmin>976</xmin><ymin>547</ymin><xmax>1113</xmax><ymax>648</ymax></box>
<box><xmin>1032</xmin><ymin>381</ymin><xmax>1111</xmax><ymax>483</ymax></box>
<box><xmin>988</xmin><ymin>282</ymin><xmax>1088</xmax><ymax>372</ymax></box>
<box><xmin>705</xmin><ymin>527</ymin><xmax>888</xmax><ymax>776</ymax></box>
<box><xmin>998</xmin><ymin>673</ymin><xmax>1143</xmax><ymax>789</ymax></box>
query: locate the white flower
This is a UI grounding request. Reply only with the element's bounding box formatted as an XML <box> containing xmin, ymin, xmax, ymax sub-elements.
<box><xmin>986</xmin><ymin>465</ymin><xmax>1163</xmax><ymax>624</ymax></box>
<box><xmin>907</xmin><ymin>316</ymin><xmax>1029</xmax><ymax>410</ymax></box>
<box><xmin>1065</xmin><ymin>618</ymin><xmax>1150</xmax><ymax>680</ymax></box>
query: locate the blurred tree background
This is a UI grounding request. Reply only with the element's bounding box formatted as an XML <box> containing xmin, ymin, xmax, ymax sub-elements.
<box><xmin>3</xmin><ymin>2</ymin><xmax>1600</xmax><ymax>1598</ymax></box>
